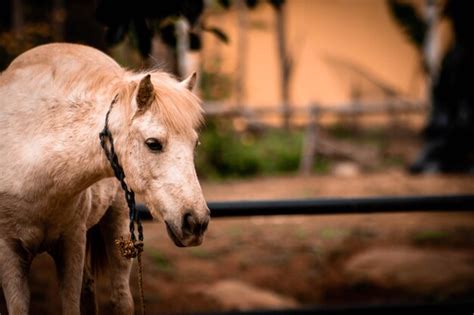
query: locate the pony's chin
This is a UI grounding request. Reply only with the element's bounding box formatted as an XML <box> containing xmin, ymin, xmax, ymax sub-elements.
<box><xmin>165</xmin><ymin>222</ymin><xmax>185</xmax><ymax>247</ymax></box>
<box><xmin>165</xmin><ymin>221</ymin><xmax>203</xmax><ymax>247</ymax></box>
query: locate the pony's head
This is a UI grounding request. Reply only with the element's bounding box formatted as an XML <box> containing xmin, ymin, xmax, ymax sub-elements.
<box><xmin>111</xmin><ymin>71</ymin><xmax>209</xmax><ymax>247</ymax></box>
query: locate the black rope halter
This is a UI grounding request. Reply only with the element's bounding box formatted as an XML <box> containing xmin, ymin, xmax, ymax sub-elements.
<box><xmin>99</xmin><ymin>95</ymin><xmax>144</xmax><ymax>243</ymax></box>
<box><xmin>99</xmin><ymin>95</ymin><xmax>146</xmax><ymax>315</ymax></box>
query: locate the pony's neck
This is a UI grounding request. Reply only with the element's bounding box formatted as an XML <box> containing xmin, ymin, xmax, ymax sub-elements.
<box><xmin>46</xmin><ymin>71</ymin><xmax>141</xmax><ymax>200</ymax></box>
<box><xmin>46</xmin><ymin>95</ymin><xmax>119</xmax><ymax>199</ymax></box>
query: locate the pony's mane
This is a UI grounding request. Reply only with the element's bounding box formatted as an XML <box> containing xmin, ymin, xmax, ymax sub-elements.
<box><xmin>51</xmin><ymin>62</ymin><xmax>203</xmax><ymax>136</ymax></box>
<box><xmin>59</xmin><ymin>66</ymin><xmax>124</xmax><ymax>97</ymax></box>
<box><xmin>125</xmin><ymin>70</ymin><xmax>203</xmax><ymax>136</ymax></box>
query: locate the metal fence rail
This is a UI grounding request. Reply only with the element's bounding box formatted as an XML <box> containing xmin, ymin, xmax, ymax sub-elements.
<box><xmin>137</xmin><ymin>194</ymin><xmax>474</xmax><ymax>315</ymax></box>
<box><xmin>138</xmin><ymin>194</ymin><xmax>474</xmax><ymax>220</ymax></box>
<box><xmin>195</xmin><ymin>300</ymin><xmax>474</xmax><ymax>315</ymax></box>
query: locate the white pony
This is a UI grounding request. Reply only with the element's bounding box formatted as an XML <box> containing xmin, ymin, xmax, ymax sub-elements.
<box><xmin>0</xmin><ymin>43</ymin><xmax>210</xmax><ymax>314</ymax></box>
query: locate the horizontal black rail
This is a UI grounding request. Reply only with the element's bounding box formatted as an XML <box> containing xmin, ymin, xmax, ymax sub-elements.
<box><xmin>192</xmin><ymin>300</ymin><xmax>474</xmax><ymax>315</ymax></box>
<box><xmin>137</xmin><ymin>194</ymin><xmax>474</xmax><ymax>220</ymax></box>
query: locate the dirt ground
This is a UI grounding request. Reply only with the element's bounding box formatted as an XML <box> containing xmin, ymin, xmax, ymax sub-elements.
<box><xmin>1</xmin><ymin>170</ymin><xmax>473</xmax><ymax>314</ymax></box>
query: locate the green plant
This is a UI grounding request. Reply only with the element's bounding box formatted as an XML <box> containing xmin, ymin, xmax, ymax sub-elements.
<box><xmin>294</xmin><ymin>227</ymin><xmax>309</xmax><ymax>240</ymax></box>
<box><xmin>200</xmin><ymin>67</ymin><xmax>233</xmax><ymax>101</ymax></box>
<box><xmin>188</xmin><ymin>248</ymin><xmax>215</xmax><ymax>259</ymax></box>
<box><xmin>313</xmin><ymin>156</ymin><xmax>331</xmax><ymax>174</ymax></box>
<box><xmin>319</xmin><ymin>228</ymin><xmax>348</xmax><ymax>240</ymax></box>
<box><xmin>196</xmin><ymin>121</ymin><xmax>260</xmax><ymax>178</ymax></box>
<box><xmin>413</xmin><ymin>230</ymin><xmax>449</xmax><ymax>246</ymax></box>
<box><xmin>149</xmin><ymin>250</ymin><xmax>174</xmax><ymax>273</ymax></box>
<box><xmin>195</xmin><ymin>121</ymin><xmax>305</xmax><ymax>179</ymax></box>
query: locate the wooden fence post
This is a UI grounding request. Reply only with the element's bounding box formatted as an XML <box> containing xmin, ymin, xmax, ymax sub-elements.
<box><xmin>299</xmin><ymin>105</ymin><xmax>319</xmax><ymax>175</ymax></box>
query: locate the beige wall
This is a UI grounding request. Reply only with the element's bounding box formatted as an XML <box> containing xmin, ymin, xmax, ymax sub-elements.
<box><xmin>201</xmin><ymin>0</ymin><xmax>432</xmax><ymax>108</ymax></box>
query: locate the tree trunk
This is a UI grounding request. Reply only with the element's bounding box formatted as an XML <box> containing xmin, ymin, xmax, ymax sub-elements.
<box><xmin>11</xmin><ymin>0</ymin><xmax>23</xmax><ymax>34</ymax></box>
<box><xmin>176</xmin><ymin>17</ymin><xmax>190</xmax><ymax>78</ymax></box>
<box><xmin>149</xmin><ymin>36</ymin><xmax>178</xmax><ymax>75</ymax></box>
<box><xmin>51</xmin><ymin>0</ymin><xmax>66</xmax><ymax>41</ymax></box>
<box><xmin>423</xmin><ymin>0</ymin><xmax>440</xmax><ymax>106</ymax></box>
<box><xmin>275</xmin><ymin>2</ymin><xmax>292</xmax><ymax>129</ymax></box>
<box><xmin>235</xmin><ymin>0</ymin><xmax>248</xmax><ymax>108</ymax></box>
<box><xmin>299</xmin><ymin>106</ymin><xmax>319</xmax><ymax>175</ymax></box>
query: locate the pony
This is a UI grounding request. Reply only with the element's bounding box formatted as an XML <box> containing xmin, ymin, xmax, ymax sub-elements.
<box><xmin>0</xmin><ymin>43</ymin><xmax>210</xmax><ymax>315</ymax></box>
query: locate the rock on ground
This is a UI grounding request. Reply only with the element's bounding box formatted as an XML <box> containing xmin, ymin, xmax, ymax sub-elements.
<box><xmin>193</xmin><ymin>279</ymin><xmax>299</xmax><ymax>311</ymax></box>
<box><xmin>343</xmin><ymin>246</ymin><xmax>474</xmax><ymax>296</ymax></box>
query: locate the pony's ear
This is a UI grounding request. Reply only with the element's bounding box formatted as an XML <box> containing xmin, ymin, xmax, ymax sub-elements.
<box><xmin>136</xmin><ymin>74</ymin><xmax>154</xmax><ymax>111</ymax></box>
<box><xmin>181</xmin><ymin>72</ymin><xmax>197</xmax><ymax>91</ymax></box>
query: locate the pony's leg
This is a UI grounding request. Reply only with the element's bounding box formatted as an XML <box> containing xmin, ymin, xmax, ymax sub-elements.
<box><xmin>101</xmin><ymin>199</ymin><xmax>134</xmax><ymax>315</ymax></box>
<box><xmin>80</xmin><ymin>262</ymin><xmax>98</xmax><ymax>315</ymax></box>
<box><xmin>51</xmin><ymin>228</ymin><xmax>86</xmax><ymax>315</ymax></box>
<box><xmin>0</xmin><ymin>239</ymin><xmax>31</xmax><ymax>315</ymax></box>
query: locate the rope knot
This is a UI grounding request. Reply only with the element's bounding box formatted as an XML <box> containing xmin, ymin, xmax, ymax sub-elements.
<box><xmin>115</xmin><ymin>237</ymin><xmax>144</xmax><ymax>259</ymax></box>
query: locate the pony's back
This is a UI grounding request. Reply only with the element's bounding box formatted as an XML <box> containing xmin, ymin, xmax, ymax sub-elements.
<box><xmin>6</xmin><ymin>43</ymin><xmax>121</xmax><ymax>75</ymax></box>
<box><xmin>1</xmin><ymin>43</ymin><xmax>125</xmax><ymax>100</ymax></box>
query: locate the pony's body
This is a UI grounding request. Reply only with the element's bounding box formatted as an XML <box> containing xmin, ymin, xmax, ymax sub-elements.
<box><xmin>0</xmin><ymin>43</ymin><xmax>209</xmax><ymax>314</ymax></box>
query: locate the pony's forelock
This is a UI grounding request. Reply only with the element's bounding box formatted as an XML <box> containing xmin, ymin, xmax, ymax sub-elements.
<box><xmin>125</xmin><ymin>71</ymin><xmax>203</xmax><ymax>136</ymax></box>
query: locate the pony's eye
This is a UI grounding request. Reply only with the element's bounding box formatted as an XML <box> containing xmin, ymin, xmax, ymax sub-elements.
<box><xmin>195</xmin><ymin>140</ymin><xmax>201</xmax><ymax>149</ymax></box>
<box><xmin>145</xmin><ymin>138</ymin><xmax>163</xmax><ymax>152</ymax></box>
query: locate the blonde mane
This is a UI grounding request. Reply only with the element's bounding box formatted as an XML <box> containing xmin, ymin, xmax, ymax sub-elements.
<box><xmin>149</xmin><ymin>71</ymin><xmax>204</xmax><ymax>135</ymax></box>
<box><xmin>55</xmin><ymin>66</ymin><xmax>203</xmax><ymax>137</ymax></box>
<box><xmin>123</xmin><ymin>70</ymin><xmax>204</xmax><ymax>136</ymax></box>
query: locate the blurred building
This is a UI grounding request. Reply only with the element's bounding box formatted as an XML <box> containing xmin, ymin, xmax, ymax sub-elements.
<box><xmin>201</xmin><ymin>0</ymin><xmax>450</xmax><ymax>108</ymax></box>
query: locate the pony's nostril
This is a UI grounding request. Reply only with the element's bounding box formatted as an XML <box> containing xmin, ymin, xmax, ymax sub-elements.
<box><xmin>201</xmin><ymin>217</ymin><xmax>209</xmax><ymax>233</ymax></box>
<box><xmin>182</xmin><ymin>212</ymin><xmax>195</xmax><ymax>235</ymax></box>
<box><xmin>182</xmin><ymin>212</ymin><xmax>210</xmax><ymax>236</ymax></box>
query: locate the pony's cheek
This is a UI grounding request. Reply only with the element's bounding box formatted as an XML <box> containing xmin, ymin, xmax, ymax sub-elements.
<box><xmin>121</xmin><ymin>156</ymin><xmax>144</xmax><ymax>193</ymax></box>
<box><xmin>143</xmin><ymin>197</ymin><xmax>164</xmax><ymax>221</ymax></box>
<box><xmin>142</xmin><ymin>186</ymin><xmax>170</xmax><ymax>222</ymax></box>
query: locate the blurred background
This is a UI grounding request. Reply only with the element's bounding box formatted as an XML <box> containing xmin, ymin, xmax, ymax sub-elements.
<box><xmin>0</xmin><ymin>0</ymin><xmax>473</xmax><ymax>314</ymax></box>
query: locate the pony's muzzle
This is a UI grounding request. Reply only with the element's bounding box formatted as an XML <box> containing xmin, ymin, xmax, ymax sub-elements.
<box><xmin>182</xmin><ymin>212</ymin><xmax>209</xmax><ymax>236</ymax></box>
<box><xmin>165</xmin><ymin>209</ymin><xmax>210</xmax><ymax>247</ymax></box>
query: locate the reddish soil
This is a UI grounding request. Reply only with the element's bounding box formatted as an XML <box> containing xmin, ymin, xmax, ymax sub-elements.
<box><xmin>1</xmin><ymin>170</ymin><xmax>474</xmax><ymax>314</ymax></box>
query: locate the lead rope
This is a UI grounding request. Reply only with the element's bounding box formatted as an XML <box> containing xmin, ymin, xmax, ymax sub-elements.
<box><xmin>99</xmin><ymin>95</ymin><xmax>146</xmax><ymax>315</ymax></box>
